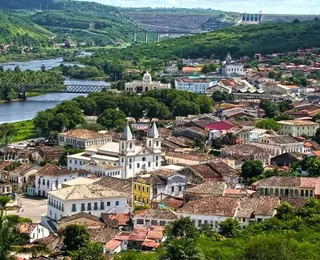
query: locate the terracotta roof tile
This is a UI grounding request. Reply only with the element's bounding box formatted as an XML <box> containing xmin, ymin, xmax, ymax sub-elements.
<box><xmin>134</xmin><ymin>209</ymin><xmax>178</xmax><ymax>220</ymax></box>
<box><xmin>104</xmin><ymin>239</ymin><xmax>121</xmax><ymax>251</ymax></box>
<box><xmin>59</xmin><ymin>129</ymin><xmax>110</xmax><ymax>139</ymax></box>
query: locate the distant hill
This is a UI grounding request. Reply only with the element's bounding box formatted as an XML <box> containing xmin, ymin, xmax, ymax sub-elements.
<box><xmin>0</xmin><ymin>0</ymin><xmax>140</xmax><ymax>46</ymax></box>
<box><xmin>0</xmin><ymin>11</ymin><xmax>52</xmax><ymax>46</ymax></box>
<box><xmin>95</xmin><ymin>19</ymin><xmax>320</xmax><ymax>68</ymax></box>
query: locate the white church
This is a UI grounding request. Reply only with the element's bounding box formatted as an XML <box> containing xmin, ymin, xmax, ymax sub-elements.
<box><xmin>221</xmin><ymin>52</ymin><xmax>246</xmax><ymax>77</ymax></box>
<box><xmin>67</xmin><ymin>122</ymin><xmax>162</xmax><ymax>179</ymax></box>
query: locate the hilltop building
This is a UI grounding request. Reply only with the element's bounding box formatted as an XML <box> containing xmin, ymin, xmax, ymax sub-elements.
<box><xmin>125</xmin><ymin>72</ymin><xmax>171</xmax><ymax>93</ymax></box>
<box><xmin>67</xmin><ymin>122</ymin><xmax>162</xmax><ymax>179</ymax></box>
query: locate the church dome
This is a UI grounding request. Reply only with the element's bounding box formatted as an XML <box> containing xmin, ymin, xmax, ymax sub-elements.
<box><xmin>143</xmin><ymin>71</ymin><xmax>152</xmax><ymax>83</ymax></box>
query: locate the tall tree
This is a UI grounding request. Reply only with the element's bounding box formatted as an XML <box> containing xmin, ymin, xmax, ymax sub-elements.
<box><xmin>63</xmin><ymin>224</ymin><xmax>90</xmax><ymax>251</ymax></box>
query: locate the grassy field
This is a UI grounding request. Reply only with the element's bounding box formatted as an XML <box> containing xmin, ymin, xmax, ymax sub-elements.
<box><xmin>1</xmin><ymin>120</ymin><xmax>38</xmax><ymax>143</ymax></box>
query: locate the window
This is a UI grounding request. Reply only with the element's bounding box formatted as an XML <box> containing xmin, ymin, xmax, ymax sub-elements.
<box><xmin>115</xmin><ymin>201</ymin><xmax>119</xmax><ymax>206</ymax></box>
<box><xmin>305</xmin><ymin>190</ymin><xmax>309</xmax><ymax>197</ymax></box>
<box><xmin>198</xmin><ymin>220</ymin><xmax>202</xmax><ymax>227</ymax></box>
<box><xmin>81</xmin><ymin>203</ymin><xmax>85</xmax><ymax>211</ymax></box>
<box><xmin>47</xmin><ymin>180</ymin><xmax>50</xmax><ymax>187</ymax></box>
<box><xmin>87</xmin><ymin>203</ymin><xmax>92</xmax><ymax>211</ymax></box>
<box><xmin>129</xmin><ymin>164</ymin><xmax>132</xmax><ymax>169</ymax></box>
<box><xmin>215</xmin><ymin>221</ymin><xmax>219</xmax><ymax>229</ymax></box>
<box><xmin>156</xmin><ymin>141</ymin><xmax>159</xmax><ymax>146</ymax></box>
<box><xmin>137</xmin><ymin>163</ymin><xmax>140</xmax><ymax>168</ymax></box>
<box><xmin>137</xmin><ymin>219</ymin><xmax>144</xmax><ymax>225</ymax></box>
<box><xmin>146</xmin><ymin>187</ymin><xmax>149</xmax><ymax>193</ymax></box>
<box><xmin>42</xmin><ymin>179</ymin><xmax>45</xmax><ymax>185</ymax></box>
<box><xmin>148</xmin><ymin>162</ymin><xmax>151</xmax><ymax>167</ymax></box>
<box><xmin>94</xmin><ymin>202</ymin><xmax>98</xmax><ymax>210</ymax></box>
<box><xmin>156</xmin><ymin>162</ymin><xmax>158</xmax><ymax>167</ymax></box>
<box><xmin>107</xmin><ymin>202</ymin><xmax>111</xmax><ymax>207</ymax></box>
<box><xmin>151</xmin><ymin>220</ymin><xmax>158</xmax><ymax>225</ymax></box>
<box><xmin>129</xmin><ymin>143</ymin><xmax>133</xmax><ymax>149</ymax></box>
<box><xmin>160</xmin><ymin>220</ymin><xmax>166</xmax><ymax>226</ymax></box>
<box><xmin>72</xmin><ymin>204</ymin><xmax>77</xmax><ymax>212</ymax></box>
<box><xmin>310</xmin><ymin>190</ymin><xmax>314</xmax><ymax>197</ymax></box>
<box><xmin>179</xmin><ymin>186</ymin><xmax>182</xmax><ymax>192</ymax></box>
<box><xmin>100</xmin><ymin>202</ymin><xmax>105</xmax><ymax>210</ymax></box>
<box><xmin>171</xmin><ymin>186</ymin><xmax>174</xmax><ymax>192</ymax></box>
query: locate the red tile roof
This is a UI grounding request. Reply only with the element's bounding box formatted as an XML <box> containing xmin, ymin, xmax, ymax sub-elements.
<box><xmin>141</xmin><ymin>239</ymin><xmax>160</xmax><ymax>249</ymax></box>
<box><xmin>205</xmin><ymin>121</ymin><xmax>235</xmax><ymax>131</ymax></box>
<box><xmin>128</xmin><ymin>227</ymin><xmax>148</xmax><ymax>242</ymax></box>
<box><xmin>104</xmin><ymin>239</ymin><xmax>121</xmax><ymax>251</ymax></box>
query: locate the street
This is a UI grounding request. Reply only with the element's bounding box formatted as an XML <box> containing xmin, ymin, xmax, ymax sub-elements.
<box><xmin>7</xmin><ymin>195</ymin><xmax>47</xmax><ymax>223</ymax></box>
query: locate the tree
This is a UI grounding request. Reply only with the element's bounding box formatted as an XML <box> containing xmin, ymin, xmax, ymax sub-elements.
<box><xmin>0</xmin><ymin>124</ymin><xmax>18</xmax><ymax>144</ymax></box>
<box><xmin>173</xmin><ymin>101</ymin><xmax>200</xmax><ymax>117</ymax></box>
<box><xmin>259</xmin><ymin>99</ymin><xmax>279</xmax><ymax>118</ymax></box>
<box><xmin>63</xmin><ymin>224</ymin><xmax>90</xmax><ymax>251</ymax></box>
<box><xmin>212</xmin><ymin>90</ymin><xmax>233</xmax><ymax>102</ymax></box>
<box><xmin>275</xmin><ymin>202</ymin><xmax>295</xmax><ymax>220</ymax></box>
<box><xmin>314</xmin><ymin>128</ymin><xmax>320</xmax><ymax>144</ymax></box>
<box><xmin>278</xmin><ymin>100</ymin><xmax>293</xmax><ymax>113</ymax></box>
<box><xmin>241</xmin><ymin>160</ymin><xmax>264</xmax><ymax>179</ymax></box>
<box><xmin>97</xmin><ymin>108</ymin><xmax>126</xmax><ymax>131</ymax></box>
<box><xmin>69</xmin><ymin>242</ymin><xmax>105</xmax><ymax>260</ymax></box>
<box><xmin>219</xmin><ymin>218</ymin><xmax>241</xmax><ymax>238</ymax></box>
<box><xmin>161</xmin><ymin>217</ymin><xmax>202</xmax><ymax>260</ymax></box>
<box><xmin>256</xmin><ymin>118</ymin><xmax>280</xmax><ymax>131</ymax></box>
<box><xmin>274</xmin><ymin>114</ymin><xmax>295</xmax><ymax>121</ymax></box>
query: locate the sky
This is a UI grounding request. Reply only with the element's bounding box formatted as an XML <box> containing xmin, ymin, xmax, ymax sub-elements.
<box><xmin>90</xmin><ymin>0</ymin><xmax>320</xmax><ymax>14</ymax></box>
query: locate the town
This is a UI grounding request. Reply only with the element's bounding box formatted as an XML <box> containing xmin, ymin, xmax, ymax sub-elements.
<box><xmin>1</xmin><ymin>46</ymin><xmax>320</xmax><ymax>259</ymax></box>
<box><xmin>1</xmin><ymin>0</ymin><xmax>320</xmax><ymax>259</ymax></box>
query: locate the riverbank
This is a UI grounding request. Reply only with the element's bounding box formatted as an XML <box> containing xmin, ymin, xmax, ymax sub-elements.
<box><xmin>0</xmin><ymin>120</ymin><xmax>37</xmax><ymax>143</ymax></box>
<box><xmin>0</xmin><ymin>93</ymin><xmax>45</xmax><ymax>105</ymax></box>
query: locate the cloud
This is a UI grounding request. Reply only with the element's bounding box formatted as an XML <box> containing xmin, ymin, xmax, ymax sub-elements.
<box><xmin>90</xmin><ymin>0</ymin><xmax>320</xmax><ymax>14</ymax></box>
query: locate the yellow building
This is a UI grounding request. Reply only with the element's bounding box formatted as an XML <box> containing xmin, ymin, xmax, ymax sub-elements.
<box><xmin>133</xmin><ymin>178</ymin><xmax>152</xmax><ymax>206</ymax></box>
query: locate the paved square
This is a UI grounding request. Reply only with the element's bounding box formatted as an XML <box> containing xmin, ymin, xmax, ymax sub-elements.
<box><xmin>6</xmin><ymin>196</ymin><xmax>47</xmax><ymax>223</ymax></box>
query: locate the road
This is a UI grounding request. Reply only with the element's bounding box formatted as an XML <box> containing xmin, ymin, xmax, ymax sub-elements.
<box><xmin>7</xmin><ymin>195</ymin><xmax>47</xmax><ymax>223</ymax></box>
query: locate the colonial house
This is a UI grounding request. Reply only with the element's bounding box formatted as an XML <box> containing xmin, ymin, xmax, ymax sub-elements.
<box><xmin>0</xmin><ymin>182</ymin><xmax>12</xmax><ymax>196</ymax></box>
<box><xmin>57</xmin><ymin>212</ymin><xmax>105</xmax><ymax>230</ymax></box>
<box><xmin>7</xmin><ymin>164</ymin><xmax>39</xmax><ymax>192</ymax></box>
<box><xmin>164</xmin><ymin>152</ymin><xmax>213</xmax><ymax>166</ymax></box>
<box><xmin>250</xmin><ymin>135</ymin><xmax>305</xmax><ymax>156</ymax></box>
<box><xmin>133</xmin><ymin>209</ymin><xmax>178</xmax><ymax>228</ymax></box>
<box><xmin>271</xmin><ymin>152</ymin><xmax>304</xmax><ymax>167</ymax></box>
<box><xmin>278</xmin><ymin>120</ymin><xmax>319</xmax><ymax>137</ymax></box>
<box><xmin>81</xmin><ymin>160</ymin><xmax>122</xmax><ymax>178</ymax></box>
<box><xmin>43</xmin><ymin>183</ymin><xmax>129</xmax><ymax>226</ymax></box>
<box><xmin>19</xmin><ymin>223</ymin><xmax>50</xmax><ymax>243</ymax></box>
<box><xmin>177</xmin><ymin>196</ymin><xmax>280</xmax><ymax>229</ymax></box>
<box><xmin>133</xmin><ymin>169</ymin><xmax>187</xmax><ymax>205</ymax></box>
<box><xmin>221</xmin><ymin>144</ymin><xmax>271</xmax><ymax>166</ymax></box>
<box><xmin>252</xmin><ymin>176</ymin><xmax>320</xmax><ymax>198</ymax></box>
<box><xmin>58</xmin><ymin>129</ymin><xmax>112</xmax><ymax>149</ymax></box>
<box><xmin>68</xmin><ymin>122</ymin><xmax>162</xmax><ymax>179</ymax></box>
<box><xmin>179</xmin><ymin>161</ymin><xmax>241</xmax><ymax>184</ymax></box>
<box><xmin>125</xmin><ymin>72</ymin><xmax>171</xmax><ymax>93</ymax></box>
<box><xmin>35</xmin><ymin>164</ymin><xmax>88</xmax><ymax>197</ymax></box>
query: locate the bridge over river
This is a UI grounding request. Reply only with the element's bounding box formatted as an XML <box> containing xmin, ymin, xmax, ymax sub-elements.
<box><xmin>18</xmin><ymin>84</ymin><xmax>109</xmax><ymax>97</ymax></box>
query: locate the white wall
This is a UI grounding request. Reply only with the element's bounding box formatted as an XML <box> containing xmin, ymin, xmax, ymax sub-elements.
<box><xmin>29</xmin><ymin>224</ymin><xmax>50</xmax><ymax>243</ymax></box>
<box><xmin>47</xmin><ymin>194</ymin><xmax>129</xmax><ymax>221</ymax></box>
<box><xmin>35</xmin><ymin>172</ymin><xmax>84</xmax><ymax>197</ymax></box>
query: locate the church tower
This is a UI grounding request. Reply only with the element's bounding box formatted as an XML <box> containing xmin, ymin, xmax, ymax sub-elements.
<box><xmin>226</xmin><ymin>52</ymin><xmax>232</xmax><ymax>64</ymax></box>
<box><xmin>119</xmin><ymin>121</ymin><xmax>135</xmax><ymax>156</ymax></box>
<box><xmin>146</xmin><ymin>121</ymin><xmax>161</xmax><ymax>154</ymax></box>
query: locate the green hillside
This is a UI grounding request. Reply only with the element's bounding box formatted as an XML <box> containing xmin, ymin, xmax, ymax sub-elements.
<box><xmin>84</xmin><ymin>19</ymin><xmax>320</xmax><ymax>69</ymax></box>
<box><xmin>0</xmin><ymin>0</ymin><xmax>140</xmax><ymax>46</ymax></box>
<box><xmin>0</xmin><ymin>11</ymin><xmax>52</xmax><ymax>46</ymax></box>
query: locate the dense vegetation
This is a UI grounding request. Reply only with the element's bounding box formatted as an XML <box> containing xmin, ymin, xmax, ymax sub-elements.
<box><xmin>115</xmin><ymin>199</ymin><xmax>320</xmax><ymax>260</ymax></box>
<box><xmin>0</xmin><ymin>67</ymin><xmax>63</xmax><ymax>100</ymax></box>
<box><xmin>0</xmin><ymin>11</ymin><xmax>52</xmax><ymax>46</ymax></box>
<box><xmin>79</xmin><ymin>19</ymin><xmax>320</xmax><ymax>72</ymax></box>
<box><xmin>0</xmin><ymin>0</ymin><xmax>140</xmax><ymax>46</ymax></box>
<box><xmin>33</xmin><ymin>89</ymin><xmax>213</xmax><ymax>136</ymax></box>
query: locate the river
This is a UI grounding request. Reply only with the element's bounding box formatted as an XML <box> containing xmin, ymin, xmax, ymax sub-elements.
<box><xmin>0</xmin><ymin>55</ymin><xmax>109</xmax><ymax>124</ymax></box>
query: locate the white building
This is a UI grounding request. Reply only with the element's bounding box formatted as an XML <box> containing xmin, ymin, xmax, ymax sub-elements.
<box><xmin>250</xmin><ymin>135</ymin><xmax>305</xmax><ymax>156</ymax></box>
<box><xmin>45</xmin><ymin>183</ymin><xmax>129</xmax><ymax>223</ymax></box>
<box><xmin>58</xmin><ymin>129</ymin><xmax>112</xmax><ymax>149</ymax></box>
<box><xmin>81</xmin><ymin>160</ymin><xmax>122</xmax><ymax>178</ymax></box>
<box><xmin>35</xmin><ymin>164</ymin><xmax>87</xmax><ymax>197</ymax></box>
<box><xmin>175</xmin><ymin>78</ymin><xmax>217</xmax><ymax>94</ymax></box>
<box><xmin>178</xmin><ymin>196</ymin><xmax>280</xmax><ymax>229</ymax></box>
<box><xmin>133</xmin><ymin>209</ymin><xmax>178</xmax><ymax>228</ymax></box>
<box><xmin>278</xmin><ymin>120</ymin><xmax>320</xmax><ymax>137</ymax></box>
<box><xmin>68</xmin><ymin>122</ymin><xmax>162</xmax><ymax>179</ymax></box>
<box><xmin>125</xmin><ymin>72</ymin><xmax>171</xmax><ymax>93</ymax></box>
<box><xmin>221</xmin><ymin>52</ymin><xmax>246</xmax><ymax>77</ymax></box>
<box><xmin>19</xmin><ymin>223</ymin><xmax>50</xmax><ymax>243</ymax></box>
